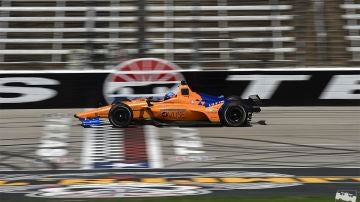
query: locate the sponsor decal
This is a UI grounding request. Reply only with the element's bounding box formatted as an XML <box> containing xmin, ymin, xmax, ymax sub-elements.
<box><xmin>226</xmin><ymin>74</ymin><xmax>360</xmax><ymax>100</ymax></box>
<box><xmin>320</xmin><ymin>75</ymin><xmax>360</xmax><ymax>99</ymax></box>
<box><xmin>36</xmin><ymin>114</ymin><xmax>73</xmax><ymax>165</ymax></box>
<box><xmin>227</xmin><ymin>75</ymin><xmax>310</xmax><ymax>99</ymax></box>
<box><xmin>26</xmin><ymin>183</ymin><xmax>209</xmax><ymax>198</ymax></box>
<box><xmin>0</xmin><ymin>70</ymin><xmax>359</xmax><ymax>108</ymax></box>
<box><xmin>161</xmin><ymin>112</ymin><xmax>168</xmax><ymax>117</ymax></box>
<box><xmin>94</xmin><ymin>162</ymin><xmax>149</xmax><ymax>169</ymax></box>
<box><xmin>161</xmin><ymin>111</ymin><xmax>185</xmax><ymax>120</ymax></box>
<box><xmin>172</xmin><ymin>127</ymin><xmax>204</xmax><ymax>156</ymax></box>
<box><xmin>0</xmin><ymin>77</ymin><xmax>59</xmax><ymax>103</ymax></box>
<box><xmin>169</xmin><ymin>127</ymin><xmax>213</xmax><ymax>162</ymax></box>
<box><xmin>0</xmin><ymin>171</ymin><xmax>359</xmax><ymax>198</ymax></box>
<box><xmin>335</xmin><ymin>190</ymin><xmax>357</xmax><ymax>202</ymax></box>
<box><xmin>103</xmin><ymin>58</ymin><xmax>184</xmax><ymax>103</ymax></box>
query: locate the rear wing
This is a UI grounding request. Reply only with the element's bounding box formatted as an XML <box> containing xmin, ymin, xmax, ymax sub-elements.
<box><xmin>248</xmin><ymin>95</ymin><xmax>261</xmax><ymax>113</ymax></box>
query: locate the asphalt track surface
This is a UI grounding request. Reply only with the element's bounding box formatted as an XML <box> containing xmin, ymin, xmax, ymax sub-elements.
<box><xmin>0</xmin><ymin>107</ymin><xmax>359</xmax><ymax>198</ymax></box>
<box><xmin>0</xmin><ymin>107</ymin><xmax>359</xmax><ymax>169</ymax></box>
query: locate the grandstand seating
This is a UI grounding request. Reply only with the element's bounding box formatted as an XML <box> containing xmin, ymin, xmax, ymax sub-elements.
<box><xmin>0</xmin><ymin>0</ymin><xmax>354</xmax><ymax>69</ymax></box>
<box><xmin>342</xmin><ymin>0</ymin><xmax>360</xmax><ymax>62</ymax></box>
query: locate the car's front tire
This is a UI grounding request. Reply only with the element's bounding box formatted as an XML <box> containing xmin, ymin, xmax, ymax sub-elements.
<box><xmin>108</xmin><ymin>103</ymin><xmax>132</xmax><ymax>128</ymax></box>
<box><xmin>220</xmin><ymin>102</ymin><xmax>247</xmax><ymax>127</ymax></box>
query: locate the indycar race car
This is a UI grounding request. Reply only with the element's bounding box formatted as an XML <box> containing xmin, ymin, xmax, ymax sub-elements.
<box><xmin>75</xmin><ymin>81</ymin><xmax>261</xmax><ymax>128</ymax></box>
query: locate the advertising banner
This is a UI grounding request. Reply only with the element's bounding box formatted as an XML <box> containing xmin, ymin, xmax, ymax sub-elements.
<box><xmin>0</xmin><ymin>68</ymin><xmax>359</xmax><ymax>108</ymax></box>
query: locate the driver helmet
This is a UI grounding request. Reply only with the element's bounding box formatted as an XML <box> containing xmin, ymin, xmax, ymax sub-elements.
<box><xmin>164</xmin><ymin>92</ymin><xmax>175</xmax><ymax>100</ymax></box>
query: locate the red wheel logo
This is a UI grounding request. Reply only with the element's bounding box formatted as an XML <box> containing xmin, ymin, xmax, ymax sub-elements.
<box><xmin>104</xmin><ymin>58</ymin><xmax>184</xmax><ymax>103</ymax></box>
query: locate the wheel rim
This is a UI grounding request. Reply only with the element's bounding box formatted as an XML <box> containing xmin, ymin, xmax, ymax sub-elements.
<box><xmin>113</xmin><ymin>108</ymin><xmax>129</xmax><ymax>125</ymax></box>
<box><xmin>226</xmin><ymin>106</ymin><xmax>243</xmax><ymax>124</ymax></box>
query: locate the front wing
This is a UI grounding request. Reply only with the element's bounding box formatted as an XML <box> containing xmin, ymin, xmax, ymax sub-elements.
<box><xmin>79</xmin><ymin>117</ymin><xmax>103</xmax><ymax>127</ymax></box>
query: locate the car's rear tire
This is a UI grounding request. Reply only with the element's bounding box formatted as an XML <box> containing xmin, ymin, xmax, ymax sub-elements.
<box><xmin>108</xmin><ymin>103</ymin><xmax>132</xmax><ymax>128</ymax></box>
<box><xmin>220</xmin><ymin>103</ymin><xmax>247</xmax><ymax>127</ymax></box>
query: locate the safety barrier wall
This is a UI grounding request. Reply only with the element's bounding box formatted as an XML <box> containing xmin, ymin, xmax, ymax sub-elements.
<box><xmin>0</xmin><ymin>68</ymin><xmax>359</xmax><ymax>108</ymax></box>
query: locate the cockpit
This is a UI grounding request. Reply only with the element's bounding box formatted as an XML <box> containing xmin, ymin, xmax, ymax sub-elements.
<box><xmin>164</xmin><ymin>81</ymin><xmax>189</xmax><ymax>100</ymax></box>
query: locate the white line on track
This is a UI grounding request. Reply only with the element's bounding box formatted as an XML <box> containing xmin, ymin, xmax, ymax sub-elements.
<box><xmin>145</xmin><ymin>125</ymin><xmax>164</xmax><ymax>168</ymax></box>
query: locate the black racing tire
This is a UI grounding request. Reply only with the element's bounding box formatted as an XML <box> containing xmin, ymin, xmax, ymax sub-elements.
<box><xmin>108</xmin><ymin>103</ymin><xmax>133</xmax><ymax>128</ymax></box>
<box><xmin>220</xmin><ymin>102</ymin><xmax>247</xmax><ymax>127</ymax></box>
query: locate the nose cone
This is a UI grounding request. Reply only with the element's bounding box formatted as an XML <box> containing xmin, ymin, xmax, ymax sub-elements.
<box><xmin>74</xmin><ymin>112</ymin><xmax>88</xmax><ymax>119</ymax></box>
<box><xmin>74</xmin><ymin>106</ymin><xmax>112</xmax><ymax>119</ymax></box>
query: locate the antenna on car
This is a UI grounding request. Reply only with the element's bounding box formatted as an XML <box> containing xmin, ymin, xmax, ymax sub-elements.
<box><xmin>180</xmin><ymin>80</ymin><xmax>187</xmax><ymax>85</ymax></box>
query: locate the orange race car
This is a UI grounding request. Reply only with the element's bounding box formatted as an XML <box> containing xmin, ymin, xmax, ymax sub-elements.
<box><xmin>75</xmin><ymin>81</ymin><xmax>261</xmax><ymax>128</ymax></box>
